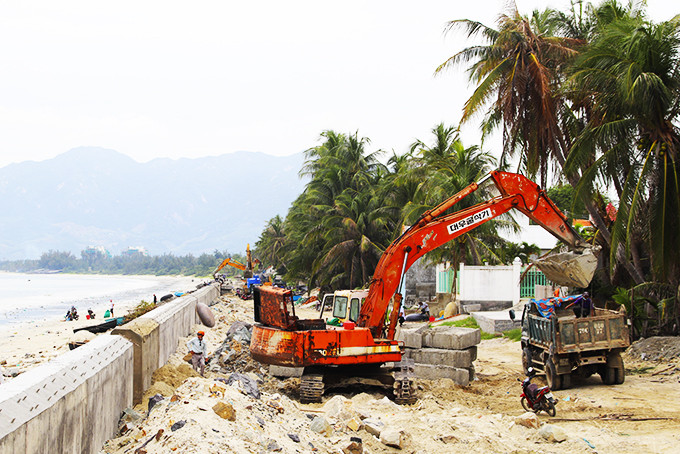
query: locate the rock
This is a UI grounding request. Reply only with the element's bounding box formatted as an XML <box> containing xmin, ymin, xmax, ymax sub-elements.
<box><xmin>121</xmin><ymin>407</ymin><xmax>143</xmax><ymax>423</ymax></box>
<box><xmin>346</xmin><ymin>417</ymin><xmax>363</xmax><ymax>432</ymax></box>
<box><xmin>323</xmin><ymin>395</ymin><xmax>357</xmax><ymax>422</ymax></box>
<box><xmin>147</xmin><ymin>394</ymin><xmax>164</xmax><ymax>414</ymax></box>
<box><xmin>309</xmin><ymin>416</ymin><xmax>333</xmax><ymax>437</ymax></box>
<box><xmin>226</xmin><ymin>321</ymin><xmax>253</xmax><ymax>344</ymax></box>
<box><xmin>380</xmin><ymin>427</ymin><xmax>403</xmax><ymax>448</ymax></box>
<box><xmin>266</xmin><ymin>399</ymin><xmax>285</xmax><ymax>414</ymax></box>
<box><xmin>443</xmin><ymin>301</ymin><xmax>458</xmax><ymax>318</ymax></box>
<box><xmin>287</xmin><ymin>433</ymin><xmax>300</xmax><ymax>443</ymax></box>
<box><xmin>170</xmin><ymin>420</ymin><xmax>186</xmax><ymax>431</ymax></box>
<box><xmin>219</xmin><ymin>372</ymin><xmax>261</xmax><ymax>399</ymax></box>
<box><xmin>363</xmin><ymin>418</ymin><xmax>385</xmax><ymax>437</ymax></box>
<box><xmin>343</xmin><ymin>437</ymin><xmax>363</xmax><ymax>454</ymax></box>
<box><xmin>515</xmin><ymin>412</ymin><xmax>540</xmax><ymax>429</ymax></box>
<box><xmin>266</xmin><ymin>439</ymin><xmax>281</xmax><ymax>451</ymax></box>
<box><xmin>212</xmin><ymin>401</ymin><xmax>236</xmax><ymax>421</ymax></box>
<box><xmin>539</xmin><ymin>424</ymin><xmax>567</xmax><ymax>442</ymax></box>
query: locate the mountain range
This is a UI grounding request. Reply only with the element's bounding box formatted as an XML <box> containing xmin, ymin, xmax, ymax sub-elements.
<box><xmin>0</xmin><ymin>147</ymin><xmax>307</xmax><ymax>260</ymax></box>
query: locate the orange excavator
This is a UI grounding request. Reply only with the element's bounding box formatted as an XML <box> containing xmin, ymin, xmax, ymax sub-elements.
<box><xmin>249</xmin><ymin>171</ymin><xmax>598</xmax><ymax>402</ymax></box>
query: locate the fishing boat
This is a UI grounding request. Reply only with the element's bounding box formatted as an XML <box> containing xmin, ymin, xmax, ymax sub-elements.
<box><xmin>72</xmin><ymin>318</ymin><xmax>118</xmax><ymax>334</ymax></box>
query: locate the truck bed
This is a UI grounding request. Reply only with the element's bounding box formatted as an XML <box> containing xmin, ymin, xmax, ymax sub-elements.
<box><xmin>527</xmin><ymin>309</ymin><xmax>629</xmax><ymax>354</ymax></box>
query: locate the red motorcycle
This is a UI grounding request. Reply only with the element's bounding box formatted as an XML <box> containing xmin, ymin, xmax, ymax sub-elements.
<box><xmin>519</xmin><ymin>367</ymin><xmax>557</xmax><ymax>416</ymax></box>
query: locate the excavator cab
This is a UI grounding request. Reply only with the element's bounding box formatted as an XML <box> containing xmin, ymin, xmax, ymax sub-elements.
<box><xmin>320</xmin><ymin>289</ymin><xmax>369</xmax><ymax>323</ymax></box>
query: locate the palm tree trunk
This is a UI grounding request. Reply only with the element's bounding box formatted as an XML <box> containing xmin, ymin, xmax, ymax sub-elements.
<box><xmin>554</xmin><ymin>135</ymin><xmax>645</xmax><ymax>284</ymax></box>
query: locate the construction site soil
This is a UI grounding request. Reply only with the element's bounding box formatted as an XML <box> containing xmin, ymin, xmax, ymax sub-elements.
<box><xmin>100</xmin><ymin>293</ymin><xmax>680</xmax><ymax>454</ymax></box>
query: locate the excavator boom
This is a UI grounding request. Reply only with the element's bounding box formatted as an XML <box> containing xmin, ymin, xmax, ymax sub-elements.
<box><xmin>358</xmin><ymin>170</ymin><xmax>596</xmax><ymax>337</ymax></box>
<box><xmin>212</xmin><ymin>257</ymin><xmax>246</xmax><ymax>278</ymax></box>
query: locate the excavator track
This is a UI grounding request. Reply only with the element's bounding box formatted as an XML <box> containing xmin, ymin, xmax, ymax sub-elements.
<box><xmin>300</xmin><ymin>374</ymin><xmax>324</xmax><ymax>403</ymax></box>
<box><xmin>393</xmin><ymin>358</ymin><xmax>417</xmax><ymax>405</ymax></box>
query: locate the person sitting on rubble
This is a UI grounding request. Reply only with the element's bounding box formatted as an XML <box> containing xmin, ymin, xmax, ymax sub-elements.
<box><xmin>418</xmin><ymin>301</ymin><xmax>430</xmax><ymax>317</ymax></box>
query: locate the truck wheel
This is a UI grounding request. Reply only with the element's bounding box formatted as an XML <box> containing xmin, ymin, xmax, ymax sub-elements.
<box><xmin>602</xmin><ymin>366</ymin><xmax>616</xmax><ymax>385</ymax></box>
<box><xmin>610</xmin><ymin>353</ymin><xmax>625</xmax><ymax>384</ymax></box>
<box><xmin>522</xmin><ymin>348</ymin><xmax>532</xmax><ymax>375</ymax></box>
<box><xmin>545</xmin><ymin>358</ymin><xmax>561</xmax><ymax>391</ymax></box>
<box><xmin>615</xmin><ymin>367</ymin><xmax>625</xmax><ymax>384</ymax></box>
<box><xmin>560</xmin><ymin>373</ymin><xmax>571</xmax><ymax>389</ymax></box>
<box><xmin>603</xmin><ymin>352</ymin><xmax>623</xmax><ymax>385</ymax></box>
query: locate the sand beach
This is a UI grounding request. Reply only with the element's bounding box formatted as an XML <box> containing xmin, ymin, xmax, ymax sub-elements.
<box><xmin>0</xmin><ymin>274</ymin><xmax>201</xmax><ymax>379</ymax></box>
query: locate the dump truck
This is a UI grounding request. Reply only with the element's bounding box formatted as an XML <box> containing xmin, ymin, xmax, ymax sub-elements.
<box><xmin>518</xmin><ymin>301</ymin><xmax>630</xmax><ymax>390</ymax></box>
<box><xmin>250</xmin><ymin>170</ymin><xmax>600</xmax><ymax>403</ymax></box>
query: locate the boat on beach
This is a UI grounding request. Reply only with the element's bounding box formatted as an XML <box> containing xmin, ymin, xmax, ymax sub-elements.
<box><xmin>72</xmin><ymin>318</ymin><xmax>118</xmax><ymax>334</ymax></box>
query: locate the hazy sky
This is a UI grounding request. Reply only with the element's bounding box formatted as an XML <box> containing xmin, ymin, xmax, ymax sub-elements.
<box><xmin>0</xmin><ymin>0</ymin><xmax>673</xmax><ymax>168</ymax></box>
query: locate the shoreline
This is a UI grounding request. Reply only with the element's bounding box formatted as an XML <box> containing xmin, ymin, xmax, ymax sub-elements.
<box><xmin>0</xmin><ymin>274</ymin><xmax>203</xmax><ymax>379</ymax></box>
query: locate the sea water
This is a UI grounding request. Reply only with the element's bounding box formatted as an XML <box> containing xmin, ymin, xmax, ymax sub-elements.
<box><xmin>0</xmin><ymin>272</ymin><xmax>198</xmax><ymax>327</ymax></box>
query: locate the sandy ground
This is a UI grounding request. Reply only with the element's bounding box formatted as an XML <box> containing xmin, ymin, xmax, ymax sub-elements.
<box><xmin>0</xmin><ymin>275</ymin><xmax>199</xmax><ymax>377</ymax></box>
<box><xmin>4</xmin><ymin>283</ymin><xmax>680</xmax><ymax>453</ymax></box>
<box><xmin>96</xmin><ymin>291</ymin><xmax>680</xmax><ymax>454</ymax></box>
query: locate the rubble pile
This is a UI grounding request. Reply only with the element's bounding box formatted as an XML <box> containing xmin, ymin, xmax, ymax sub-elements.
<box><xmin>102</xmin><ymin>373</ymin><xmax>426</xmax><ymax>454</ymax></box>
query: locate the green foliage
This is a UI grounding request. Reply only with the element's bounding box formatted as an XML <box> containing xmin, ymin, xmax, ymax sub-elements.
<box><xmin>502</xmin><ymin>328</ymin><xmax>522</xmax><ymax>342</ymax></box>
<box><xmin>123</xmin><ymin>300</ymin><xmax>157</xmax><ymax>321</ymax></box>
<box><xmin>546</xmin><ymin>185</ymin><xmax>588</xmax><ymax>219</ymax></box>
<box><xmin>441</xmin><ymin>0</ymin><xmax>680</xmax><ymax>324</ymax></box>
<box><xmin>0</xmin><ymin>249</ymin><xmax>240</xmax><ymax>277</ymax></box>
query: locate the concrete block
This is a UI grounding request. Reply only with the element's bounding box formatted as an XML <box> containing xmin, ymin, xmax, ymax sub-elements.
<box><xmin>471</xmin><ymin>311</ymin><xmax>521</xmax><ymax>334</ymax></box>
<box><xmin>421</xmin><ymin>326</ymin><xmax>481</xmax><ymax>350</ymax></box>
<box><xmin>403</xmin><ymin>347</ymin><xmax>477</xmax><ymax>368</ymax></box>
<box><xmin>395</xmin><ymin>324</ymin><xmax>427</xmax><ymax>349</ymax></box>
<box><xmin>413</xmin><ymin>364</ymin><xmax>470</xmax><ymax>386</ymax></box>
<box><xmin>461</xmin><ymin>300</ymin><xmax>512</xmax><ymax>313</ymax></box>
<box><xmin>269</xmin><ymin>365</ymin><xmax>303</xmax><ymax>378</ymax></box>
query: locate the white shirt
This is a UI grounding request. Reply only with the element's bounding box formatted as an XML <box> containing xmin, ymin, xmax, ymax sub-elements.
<box><xmin>187</xmin><ymin>337</ymin><xmax>207</xmax><ymax>355</ymax></box>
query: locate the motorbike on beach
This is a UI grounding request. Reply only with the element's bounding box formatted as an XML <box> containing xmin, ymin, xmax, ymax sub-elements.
<box><xmin>519</xmin><ymin>367</ymin><xmax>557</xmax><ymax>416</ymax></box>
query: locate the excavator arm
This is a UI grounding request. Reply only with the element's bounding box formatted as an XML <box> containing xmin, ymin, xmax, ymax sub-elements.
<box><xmin>358</xmin><ymin>170</ymin><xmax>596</xmax><ymax>338</ymax></box>
<box><xmin>212</xmin><ymin>257</ymin><xmax>246</xmax><ymax>278</ymax></box>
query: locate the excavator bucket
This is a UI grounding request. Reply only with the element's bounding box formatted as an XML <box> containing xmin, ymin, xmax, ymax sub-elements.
<box><xmin>533</xmin><ymin>247</ymin><xmax>599</xmax><ymax>288</ymax></box>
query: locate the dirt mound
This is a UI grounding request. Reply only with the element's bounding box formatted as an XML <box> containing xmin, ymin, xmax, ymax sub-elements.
<box><xmin>152</xmin><ymin>362</ymin><xmax>199</xmax><ymax>388</ymax></box>
<box><xmin>624</xmin><ymin>336</ymin><xmax>680</xmax><ymax>362</ymax></box>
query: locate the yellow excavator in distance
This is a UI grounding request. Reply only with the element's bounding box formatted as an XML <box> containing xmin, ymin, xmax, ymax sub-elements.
<box><xmin>212</xmin><ymin>244</ymin><xmax>256</xmax><ymax>279</ymax></box>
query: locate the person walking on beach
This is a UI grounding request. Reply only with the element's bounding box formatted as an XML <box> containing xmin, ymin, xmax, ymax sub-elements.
<box><xmin>187</xmin><ymin>331</ymin><xmax>207</xmax><ymax>376</ymax></box>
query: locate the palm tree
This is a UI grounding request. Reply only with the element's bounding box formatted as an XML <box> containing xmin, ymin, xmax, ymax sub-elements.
<box><xmin>567</xmin><ymin>9</ymin><xmax>680</xmax><ymax>286</ymax></box>
<box><xmin>255</xmin><ymin>215</ymin><xmax>288</xmax><ymax>272</ymax></box>
<box><xmin>282</xmin><ymin>131</ymin><xmax>396</xmax><ymax>291</ymax></box>
<box><xmin>436</xmin><ymin>1</ymin><xmax>645</xmax><ymax>284</ymax></box>
<box><xmin>407</xmin><ymin>124</ymin><xmax>505</xmax><ymax>295</ymax></box>
<box><xmin>436</xmin><ymin>6</ymin><xmax>582</xmax><ymax>186</ymax></box>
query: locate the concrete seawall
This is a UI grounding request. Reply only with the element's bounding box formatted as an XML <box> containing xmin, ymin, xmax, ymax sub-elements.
<box><xmin>0</xmin><ymin>282</ymin><xmax>219</xmax><ymax>454</ymax></box>
<box><xmin>112</xmin><ymin>285</ymin><xmax>219</xmax><ymax>403</ymax></box>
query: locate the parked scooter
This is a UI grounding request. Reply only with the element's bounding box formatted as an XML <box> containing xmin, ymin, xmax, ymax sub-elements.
<box><xmin>519</xmin><ymin>367</ymin><xmax>557</xmax><ymax>416</ymax></box>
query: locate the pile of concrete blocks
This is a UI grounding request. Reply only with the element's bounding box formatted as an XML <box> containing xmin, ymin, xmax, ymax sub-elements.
<box><xmin>397</xmin><ymin>324</ymin><xmax>480</xmax><ymax>386</ymax></box>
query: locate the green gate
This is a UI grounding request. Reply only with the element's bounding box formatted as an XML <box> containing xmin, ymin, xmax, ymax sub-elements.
<box><xmin>520</xmin><ymin>267</ymin><xmax>553</xmax><ymax>298</ymax></box>
<box><xmin>437</xmin><ymin>268</ymin><xmax>459</xmax><ymax>294</ymax></box>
